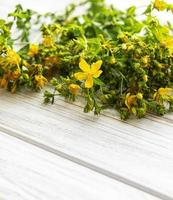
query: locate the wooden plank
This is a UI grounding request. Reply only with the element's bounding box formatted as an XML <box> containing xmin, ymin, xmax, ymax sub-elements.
<box><xmin>0</xmin><ymin>131</ymin><xmax>161</xmax><ymax>200</ymax></box>
<box><xmin>0</xmin><ymin>90</ymin><xmax>172</xmax><ymax>200</ymax></box>
<box><xmin>160</xmin><ymin>113</ymin><xmax>173</xmax><ymax>121</ymax></box>
<box><xmin>0</xmin><ymin>1</ymin><xmax>173</xmax><ymax>199</ymax></box>
<box><xmin>19</xmin><ymin>91</ymin><xmax>173</xmax><ymax>134</ymax></box>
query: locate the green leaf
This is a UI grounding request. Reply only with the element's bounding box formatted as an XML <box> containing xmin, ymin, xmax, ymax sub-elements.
<box><xmin>127</xmin><ymin>6</ymin><xmax>136</xmax><ymax>16</ymax></box>
<box><xmin>94</xmin><ymin>78</ymin><xmax>105</xmax><ymax>86</ymax></box>
<box><xmin>143</xmin><ymin>4</ymin><xmax>153</xmax><ymax>15</ymax></box>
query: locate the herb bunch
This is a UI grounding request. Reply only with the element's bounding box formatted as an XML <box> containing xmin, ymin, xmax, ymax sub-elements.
<box><xmin>0</xmin><ymin>0</ymin><xmax>173</xmax><ymax>119</ymax></box>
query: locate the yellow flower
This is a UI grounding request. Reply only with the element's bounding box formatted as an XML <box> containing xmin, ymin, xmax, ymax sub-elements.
<box><xmin>0</xmin><ymin>77</ymin><xmax>8</xmax><ymax>88</ymax></box>
<box><xmin>142</xmin><ymin>56</ymin><xmax>150</xmax><ymax>67</ymax></box>
<box><xmin>153</xmin><ymin>0</ymin><xmax>167</xmax><ymax>11</ymax></box>
<box><xmin>143</xmin><ymin>75</ymin><xmax>148</xmax><ymax>82</ymax></box>
<box><xmin>28</xmin><ymin>44</ymin><xmax>39</xmax><ymax>57</ymax></box>
<box><xmin>153</xmin><ymin>87</ymin><xmax>173</xmax><ymax>102</ymax></box>
<box><xmin>23</xmin><ymin>60</ymin><xmax>30</xmax><ymax>67</ymax></box>
<box><xmin>136</xmin><ymin>93</ymin><xmax>143</xmax><ymax>100</ymax></box>
<box><xmin>34</xmin><ymin>64</ymin><xmax>42</xmax><ymax>69</ymax></box>
<box><xmin>161</xmin><ymin>36</ymin><xmax>173</xmax><ymax>54</ymax></box>
<box><xmin>7</xmin><ymin>49</ymin><xmax>21</xmax><ymax>66</ymax></box>
<box><xmin>74</xmin><ymin>59</ymin><xmax>103</xmax><ymax>88</ymax></box>
<box><xmin>68</xmin><ymin>84</ymin><xmax>80</xmax><ymax>96</ymax></box>
<box><xmin>43</xmin><ymin>36</ymin><xmax>54</xmax><ymax>47</ymax></box>
<box><xmin>170</xmin><ymin>5</ymin><xmax>173</xmax><ymax>13</ymax></box>
<box><xmin>125</xmin><ymin>93</ymin><xmax>137</xmax><ymax>109</ymax></box>
<box><xmin>0</xmin><ymin>68</ymin><xmax>21</xmax><ymax>89</ymax></box>
<box><xmin>35</xmin><ymin>75</ymin><xmax>47</xmax><ymax>88</ymax></box>
<box><xmin>44</xmin><ymin>56</ymin><xmax>59</xmax><ymax>65</ymax></box>
<box><xmin>11</xmin><ymin>68</ymin><xmax>21</xmax><ymax>79</ymax></box>
<box><xmin>158</xmin><ymin>88</ymin><xmax>172</xmax><ymax>96</ymax></box>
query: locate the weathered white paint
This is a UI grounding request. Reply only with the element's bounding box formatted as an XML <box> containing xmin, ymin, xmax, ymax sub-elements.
<box><xmin>1</xmin><ymin>132</ymin><xmax>162</xmax><ymax>200</ymax></box>
<box><xmin>0</xmin><ymin>90</ymin><xmax>172</xmax><ymax>200</ymax></box>
<box><xmin>0</xmin><ymin>1</ymin><xmax>173</xmax><ymax>199</ymax></box>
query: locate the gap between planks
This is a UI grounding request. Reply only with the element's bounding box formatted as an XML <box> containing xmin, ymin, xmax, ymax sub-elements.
<box><xmin>0</xmin><ymin>90</ymin><xmax>173</xmax><ymax>200</ymax></box>
<box><xmin>0</xmin><ymin>124</ymin><xmax>169</xmax><ymax>200</ymax></box>
<box><xmin>1</xmin><ymin>131</ymin><xmax>162</xmax><ymax>200</ymax></box>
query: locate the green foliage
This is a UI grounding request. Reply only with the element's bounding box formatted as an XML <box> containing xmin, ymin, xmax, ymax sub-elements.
<box><xmin>0</xmin><ymin>19</ymin><xmax>13</xmax><ymax>47</ymax></box>
<box><xmin>0</xmin><ymin>0</ymin><xmax>173</xmax><ymax>120</ymax></box>
<box><xmin>8</xmin><ymin>4</ymin><xmax>36</xmax><ymax>42</ymax></box>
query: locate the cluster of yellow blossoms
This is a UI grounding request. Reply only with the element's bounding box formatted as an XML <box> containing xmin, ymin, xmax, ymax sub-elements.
<box><xmin>35</xmin><ymin>75</ymin><xmax>48</xmax><ymax>88</ymax></box>
<box><xmin>0</xmin><ymin>49</ymin><xmax>21</xmax><ymax>67</ymax></box>
<box><xmin>125</xmin><ymin>93</ymin><xmax>143</xmax><ymax>109</ymax></box>
<box><xmin>154</xmin><ymin>0</ymin><xmax>167</xmax><ymax>11</ymax></box>
<box><xmin>1</xmin><ymin>0</ymin><xmax>173</xmax><ymax>120</ymax></box>
<box><xmin>28</xmin><ymin>44</ymin><xmax>39</xmax><ymax>57</ymax></box>
<box><xmin>0</xmin><ymin>45</ymin><xmax>49</xmax><ymax>91</ymax></box>
<box><xmin>43</xmin><ymin>36</ymin><xmax>54</xmax><ymax>47</ymax></box>
<box><xmin>0</xmin><ymin>49</ymin><xmax>21</xmax><ymax>92</ymax></box>
<box><xmin>153</xmin><ymin>0</ymin><xmax>173</xmax><ymax>12</ymax></box>
<box><xmin>0</xmin><ymin>68</ymin><xmax>20</xmax><ymax>88</ymax></box>
<box><xmin>153</xmin><ymin>88</ymin><xmax>173</xmax><ymax>103</ymax></box>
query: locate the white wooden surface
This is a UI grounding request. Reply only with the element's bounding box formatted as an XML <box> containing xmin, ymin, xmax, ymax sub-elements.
<box><xmin>0</xmin><ymin>90</ymin><xmax>173</xmax><ymax>200</ymax></box>
<box><xmin>2</xmin><ymin>131</ymin><xmax>162</xmax><ymax>200</ymax></box>
<box><xmin>0</xmin><ymin>1</ymin><xmax>173</xmax><ymax>200</ymax></box>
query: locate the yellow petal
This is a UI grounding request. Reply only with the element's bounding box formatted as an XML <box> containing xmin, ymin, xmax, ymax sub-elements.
<box><xmin>85</xmin><ymin>76</ymin><xmax>93</xmax><ymax>88</ymax></box>
<box><xmin>69</xmin><ymin>84</ymin><xmax>80</xmax><ymax>95</ymax></box>
<box><xmin>128</xmin><ymin>95</ymin><xmax>137</xmax><ymax>105</ymax></box>
<box><xmin>93</xmin><ymin>70</ymin><xmax>103</xmax><ymax>78</ymax></box>
<box><xmin>125</xmin><ymin>93</ymin><xmax>136</xmax><ymax>109</ymax></box>
<box><xmin>153</xmin><ymin>92</ymin><xmax>157</xmax><ymax>100</ymax></box>
<box><xmin>74</xmin><ymin>72</ymin><xmax>87</xmax><ymax>80</ymax></box>
<box><xmin>0</xmin><ymin>78</ymin><xmax>8</xmax><ymax>88</ymax></box>
<box><xmin>125</xmin><ymin>99</ymin><xmax>130</xmax><ymax>109</ymax></box>
<box><xmin>79</xmin><ymin>59</ymin><xmax>90</xmax><ymax>72</ymax></box>
<box><xmin>91</xmin><ymin>60</ymin><xmax>103</xmax><ymax>72</ymax></box>
<box><xmin>158</xmin><ymin>88</ymin><xmax>173</xmax><ymax>96</ymax></box>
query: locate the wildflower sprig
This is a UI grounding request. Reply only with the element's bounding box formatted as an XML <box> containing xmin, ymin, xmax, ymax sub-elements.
<box><xmin>74</xmin><ymin>59</ymin><xmax>103</xmax><ymax>88</ymax></box>
<box><xmin>0</xmin><ymin>0</ymin><xmax>173</xmax><ymax>119</ymax></box>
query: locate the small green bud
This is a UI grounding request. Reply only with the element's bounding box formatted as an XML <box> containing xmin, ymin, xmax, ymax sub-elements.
<box><xmin>109</xmin><ymin>56</ymin><xmax>116</xmax><ymax>64</ymax></box>
<box><xmin>136</xmin><ymin>93</ymin><xmax>143</xmax><ymax>100</ymax></box>
<box><xmin>137</xmin><ymin>108</ymin><xmax>146</xmax><ymax>118</ymax></box>
<box><xmin>131</xmin><ymin>107</ymin><xmax>137</xmax><ymax>115</ymax></box>
<box><xmin>134</xmin><ymin>63</ymin><xmax>140</xmax><ymax>69</ymax></box>
<box><xmin>19</xmin><ymin>76</ymin><xmax>24</xmax><ymax>81</ymax></box>
<box><xmin>23</xmin><ymin>73</ymin><xmax>29</xmax><ymax>80</ymax></box>
<box><xmin>122</xmin><ymin>43</ymin><xmax>127</xmax><ymax>50</ymax></box>
<box><xmin>51</xmin><ymin>78</ymin><xmax>58</xmax><ymax>86</ymax></box>
<box><xmin>56</xmin><ymin>84</ymin><xmax>62</xmax><ymax>91</ymax></box>
<box><xmin>143</xmin><ymin>75</ymin><xmax>148</xmax><ymax>82</ymax></box>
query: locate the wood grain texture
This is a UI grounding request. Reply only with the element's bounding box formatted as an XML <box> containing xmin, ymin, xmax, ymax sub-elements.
<box><xmin>0</xmin><ymin>131</ymin><xmax>161</xmax><ymax>200</ymax></box>
<box><xmin>0</xmin><ymin>90</ymin><xmax>172</xmax><ymax>200</ymax></box>
<box><xmin>0</xmin><ymin>1</ymin><xmax>173</xmax><ymax>199</ymax></box>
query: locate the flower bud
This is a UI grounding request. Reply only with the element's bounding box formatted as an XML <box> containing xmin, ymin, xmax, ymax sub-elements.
<box><xmin>131</xmin><ymin>107</ymin><xmax>137</xmax><ymax>115</ymax></box>
<box><xmin>143</xmin><ymin>75</ymin><xmax>148</xmax><ymax>82</ymax></box>
<box><xmin>136</xmin><ymin>93</ymin><xmax>143</xmax><ymax>100</ymax></box>
<box><xmin>23</xmin><ymin>73</ymin><xmax>29</xmax><ymax>80</ymax></box>
<box><xmin>122</xmin><ymin>43</ymin><xmax>127</xmax><ymax>50</ymax></box>
<box><xmin>56</xmin><ymin>84</ymin><xmax>62</xmax><ymax>91</ymax></box>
